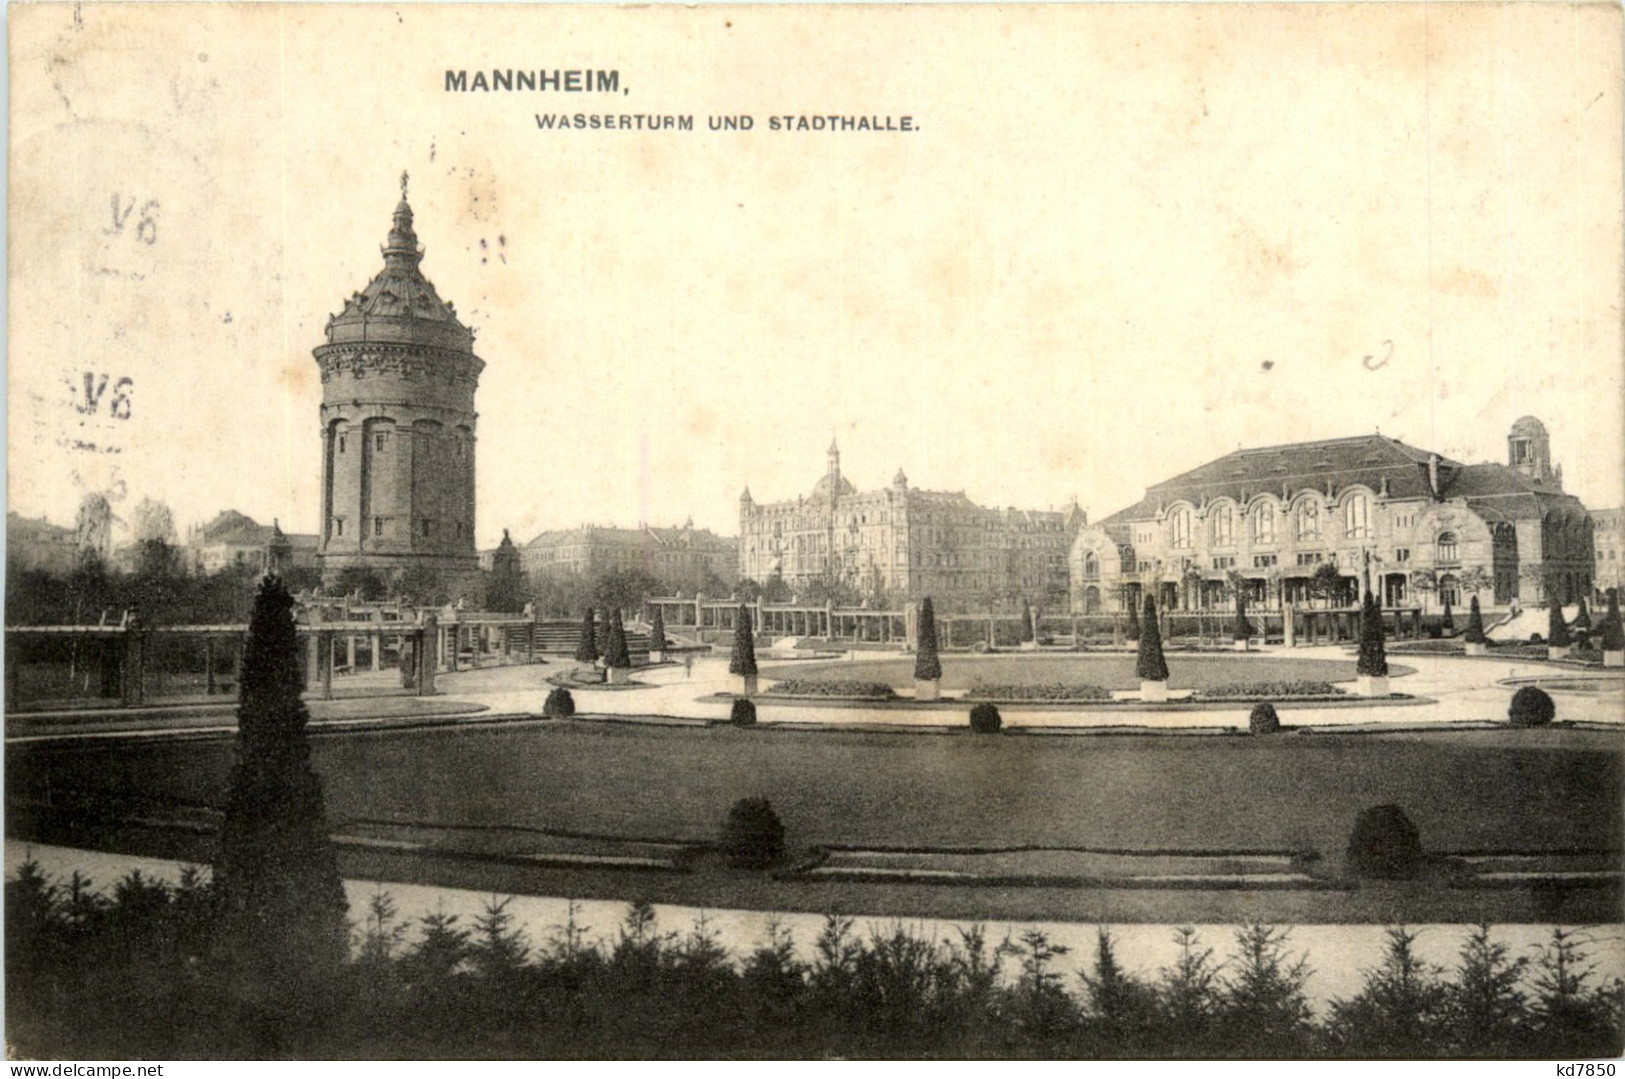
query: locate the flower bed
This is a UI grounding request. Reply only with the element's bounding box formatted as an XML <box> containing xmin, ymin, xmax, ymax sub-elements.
<box><xmin>764</xmin><ymin>678</ymin><xmax>897</xmax><ymax>700</ymax></box>
<box><xmin>962</xmin><ymin>683</ymin><xmax>1113</xmax><ymax>702</ymax></box>
<box><xmin>1192</xmin><ymin>680</ymin><xmax>1341</xmax><ymax>700</ymax></box>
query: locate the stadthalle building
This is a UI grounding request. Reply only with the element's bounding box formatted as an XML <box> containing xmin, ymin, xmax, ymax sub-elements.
<box><xmin>739</xmin><ymin>442</ymin><xmax>1086</xmax><ymax>612</ymax></box>
<box><xmin>1070</xmin><ymin>416</ymin><xmax>1595</xmax><ymax>616</ymax></box>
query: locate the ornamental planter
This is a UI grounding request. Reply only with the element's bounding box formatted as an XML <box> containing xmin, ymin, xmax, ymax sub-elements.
<box><xmin>1140</xmin><ymin>679</ymin><xmax>1169</xmax><ymax>703</ymax></box>
<box><xmin>734</xmin><ymin>673</ymin><xmax>758</xmax><ymax>697</ymax></box>
<box><xmin>1546</xmin><ymin>645</ymin><xmax>1569</xmax><ymax>661</ymax></box>
<box><xmin>1233</xmin><ymin>638</ymin><xmax>1249</xmax><ymax>652</ymax></box>
<box><xmin>606</xmin><ymin>666</ymin><xmax>630</xmax><ymax>685</ymax></box>
<box><xmin>915</xmin><ymin>677</ymin><xmax>940</xmax><ymax>702</ymax></box>
<box><xmin>1464</xmin><ymin>642</ymin><xmax>1487</xmax><ymax>657</ymax></box>
<box><xmin>650</xmin><ymin>649</ymin><xmax>666</xmax><ymax>664</ymax></box>
<box><xmin>1604</xmin><ymin>650</ymin><xmax>1623</xmax><ymax>668</ymax></box>
<box><xmin>1357</xmin><ymin>674</ymin><xmax>1389</xmax><ymax>697</ymax></box>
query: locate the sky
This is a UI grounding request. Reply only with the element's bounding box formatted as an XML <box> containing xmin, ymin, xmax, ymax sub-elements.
<box><xmin>9</xmin><ymin>3</ymin><xmax>1623</xmax><ymax>549</ymax></box>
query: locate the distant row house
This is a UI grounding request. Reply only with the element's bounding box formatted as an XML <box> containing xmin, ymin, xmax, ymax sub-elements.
<box><xmin>511</xmin><ymin>520</ymin><xmax>738</xmax><ymax>590</ymax></box>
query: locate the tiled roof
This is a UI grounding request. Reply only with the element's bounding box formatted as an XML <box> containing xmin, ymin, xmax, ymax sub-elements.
<box><xmin>526</xmin><ymin>525</ymin><xmax>735</xmax><ymax>550</ymax></box>
<box><xmin>1099</xmin><ymin>433</ymin><xmax>1587</xmax><ymax>529</ymax></box>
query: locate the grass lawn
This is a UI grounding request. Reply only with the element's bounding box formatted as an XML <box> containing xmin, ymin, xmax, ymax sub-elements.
<box><xmin>761</xmin><ymin>654</ymin><xmax>1413</xmax><ymax>691</ymax></box>
<box><xmin>9</xmin><ymin>722</ymin><xmax>1616</xmax><ymax>876</ymax></box>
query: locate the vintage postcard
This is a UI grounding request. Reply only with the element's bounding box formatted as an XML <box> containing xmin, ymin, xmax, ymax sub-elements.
<box><xmin>6</xmin><ymin>0</ymin><xmax>1623</xmax><ymax>1063</ymax></box>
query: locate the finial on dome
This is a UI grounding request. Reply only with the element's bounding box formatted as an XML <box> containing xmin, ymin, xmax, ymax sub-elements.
<box><xmin>401</xmin><ymin>170</ymin><xmax>410</xmax><ymax>200</ymax></box>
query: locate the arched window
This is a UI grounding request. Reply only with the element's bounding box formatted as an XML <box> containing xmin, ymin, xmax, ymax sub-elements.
<box><xmin>1436</xmin><ymin>531</ymin><xmax>1459</xmax><ymax>563</ymax></box>
<box><xmin>1083</xmin><ymin>552</ymin><xmax>1099</xmax><ymax>578</ymax></box>
<box><xmin>1296</xmin><ymin>500</ymin><xmax>1320</xmax><ymax>540</ymax></box>
<box><xmin>1253</xmin><ymin>503</ymin><xmax>1276</xmax><ymax>544</ymax></box>
<box><xmin>1170</xmin><ymin>508</ymin><xmax>1193</xmax><ymax>549</ymax></box>
<box><xmin>1343</xmin><ymin>495</ymin><xmax>1369</xmax><ymax>539</ymax></box>
<box><xmin>1211</xmin><ymin>506</ymin><xmax>1234</xmax><ymax>546</ymax></box>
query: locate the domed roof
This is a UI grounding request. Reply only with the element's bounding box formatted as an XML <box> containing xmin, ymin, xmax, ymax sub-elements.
<box><xmin>324</xmin><ymin>177</ymin><xmax>474</xmax><ymax>352</ymax></box>
<box><xmin>812</xmin><ymin>473</ymin><xmax>856</xmax><ymax>499</ymax></box>
<box><xmin>1510</xmin><ymin>415</ymin><xmax>1548</xmax><ymax>438</ymax></box>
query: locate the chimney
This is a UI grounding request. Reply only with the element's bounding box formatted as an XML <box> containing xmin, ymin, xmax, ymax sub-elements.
<box><xmin>1427</xmin><ymin>454</ymin><xmax>1440</xmax><ymax>498</ymax></box>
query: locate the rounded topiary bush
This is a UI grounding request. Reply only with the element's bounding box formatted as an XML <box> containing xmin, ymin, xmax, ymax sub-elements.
<box><xmin>969</xmin><ymin>702</ymin><xmax>1003</xmax><ymax>734</ymax></box>
<box><xmin>542</xmin><ymin>686</ymin><xmax>575</xmax><ymax>718</ymax></box>
<box><xmin>731</xmin><ymin>698</ymin><xmax>757</xmax><ymax>726</ymax></box>
<box><xmin>1249</xmin><ymin>702</ymin><xmax>1280</xmax><ymax>735</ymax></box>
<box><xmin>721</xmin><ymin>797</ymin><xmax>785</xmax><ymax>869</ymax></box>
<box><xmin>1346</xmin><ymin>804</ymin><xmax>1422</xmax><ymax>880</ymax></box>
<box><xmin>1508</xmin><ymin>685</ymin><xmax>1556</xmax><ymax>728</ymax></box>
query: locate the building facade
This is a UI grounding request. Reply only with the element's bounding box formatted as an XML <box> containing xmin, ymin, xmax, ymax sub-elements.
<box><xmin>314</xmin><ymin>180</ymin><xmax>484</xmax><ymax>591</ymax></box>
<box><xmin>1592</xmin><ymin>507</ymin><xmax>1624</xmax><ymax>600</ymax></box>
<box><xmin>186</xmin><ymin>510</ymin><xmax>319</xmax><ymax>575</ymax></box>
<box><xmin>516</xmin><ymin>521</ymin><xmax>738</xmax><ymax>590</ymax></box>
<box><xmin>1070</xmin><ymin>417</ymin><xmax>1594</xmax><ymax>615</ymax></box>
<box><xmin>6</xmin><ymin>512</ymin><xmax>80</xmax><ymax>575</ymax></box>
<box><xmin>738</xmin><ymin>442</ymin><xmax>1085</xmax><ymax>612</ymax></box>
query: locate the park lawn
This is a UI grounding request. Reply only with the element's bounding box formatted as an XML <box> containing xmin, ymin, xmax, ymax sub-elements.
<box><xmin>760</xmin><ymin>654</ymin><xmax>1413</xmax><ymax>692</ymax></box>
<box><xmin>8</xmin><ymin>722</ymin><xmax>1616</xmax><ymax>878</ymax></box>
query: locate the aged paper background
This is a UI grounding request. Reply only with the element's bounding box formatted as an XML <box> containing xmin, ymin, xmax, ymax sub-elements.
<box><xmin>8</xmin><ymin>2</ymin><xmax>1623</xmax><ymax>545</ymax></box>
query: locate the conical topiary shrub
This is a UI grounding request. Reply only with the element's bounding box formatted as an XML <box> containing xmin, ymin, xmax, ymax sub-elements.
<box><xmin>1356</xmin><ymin>592</ymin><xmax>1389</xmax><ymax>696</ymax></box>
<box><xmin>213</xmin><ymin>575</ymin><xmax>349</xmax><ymax>1009</ymax></box>
<box><xmin>1464</xmin><ymin>596</ymin><xmax>1488</xmax><ymax>654</ymax></box>
<box><xmin>648</xmin><ymin>606</ymin><xmax>668</xmax><ymax>661</ymax></box>
<box><xmin>1019</xmin><ymin>598</ymin><xmax>1035</xmax><ymax>647</ymax></box>
<box><xmin>1233</xmin><ymin>588</ymin><xmax>1252</xmax><ymax>649</ymax></box>
<box><xmin>1136</xmin><ymin>595</ymin><xmax>1169</xmax><ymax>700</ymax></box>
<box><xmin>914</xmin><ymin>597</ymin><xmax>942</xmax><ymax>700</ymax></box>
<box><xmin>1441</xmin><ymin>601</ymin><xmax>1454</xmax><ymax>635</ymax></box>
<box><xmin>1574</xmin><ymin>598</ymin><xmax>1593</xmax><ymax>633</ymax></box>
<box><xmin>1125</xmin><ymin>596</ymin><xmax>1141</xmax><ymax>642</ymax></box>
<box><xmin>1602</xmin><ymin>589</ymin><xmax>1624</xmax><ymax>666</ymax></box>
<box><xmin>575</xmin><ymin>609</ymin><xmax>600</xmax><ymax>665</ymax></box>
<box><xmin>1346</xmin><ymin>804</ymin><xmax>1422</xmax><ymax>880</ymax></box>
<box><xmin>1547</xmin><ymin>602</ymin><xmax>1571</xmax><ymax>657</ymax></box>
<box><xmin>603</xmin><ymin>608</ymin><xmax>631</xmax><ymax>683</ymax></box>
<box><xmin>730</xmin><ymin>605</ymin><xmax>758</xmax><ymax>696</ymax></box>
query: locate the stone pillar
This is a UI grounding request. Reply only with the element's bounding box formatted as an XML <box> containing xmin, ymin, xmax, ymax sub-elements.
<box><xmin>1283</xmin><ymin>604</ymin><xmax>1296</xmax><ymax>649</ymax></box>
<box><xmin>417</xmin><ymin>617</ymin><xmax>437</xmax><ymax>695</ymax></box>
<box><xmin>318</xmin><ymin>631</ymin><xmax>334</xmax><ymax>701</ymax></box>
<box><xmin>371</xmin><ymin>631</ymin><xmax>382</xmax><ymax>671</ymax></box>
<box><xmin>121</xmin><ymin>629</ymin><xmax>147</xmax><ymax>708</ymax></box>
<box><xmin>346</xmin><ymin>635</ymin><xmax>357</xmax><ymax>672</ymax></box>
<box><xmin>305</xmin><ymin>632</ymin><xmax>320</xmax><ymax>691</ymax></box>
<box><xmin>205</xmin><ymin>637</ymin><xmax>218</xmax><ymax>695</ymax></box>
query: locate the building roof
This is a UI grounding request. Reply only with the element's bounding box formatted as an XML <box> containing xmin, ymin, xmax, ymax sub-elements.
<box><xmin>1098</xmin><ymin>431</ymin><xmax>1588</xmax><ymax>533</ymax></box>
<box><xmin>811</xmin><ymin>473</ymin><xmax>857</xmax><ymax>499</ymax></box>
<box><xmin>193</xmin><ymin>510</ymin><xmax>317</xmax><ymax>549</ymax></box>
<box><xmin>524</xmin><ymin>524</ymin><xmax>735</xmax><ymax>551</ymax></box>
<box><xmin>325</xmin><ymin>184</ymin><xmax>474</xmax><ymax>349</ymax></box>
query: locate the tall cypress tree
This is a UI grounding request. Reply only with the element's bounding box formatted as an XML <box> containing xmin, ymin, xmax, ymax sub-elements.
<box><xmin>649</xmin><ymin>606</ymin><xmax>667</xmax><ymax>654</ymax></box>
<box><xmin>729</xmin><ymin>605</ymin><xmax>757</xmax><ymax>676</ymax></box>
<box><xmin>1125</xmin><ymin>593</ymin><xmax>1141</xmax><ymax>642</ymax></box>
<box><xmin>1547</xmin><ymin>602</ymin><xmax>1571</xmax><ymax>648</ymax></box>
<box><xmin>1464</xmin><ymin>595</ymin><xmax>1487</xmax><ymax>644</ymax></box>
<box><xmin>213</xmin><ymin>575</ymin><xmax>348</xmax><ymax>1015</ymax></box>
<box><xmin>914</xmin><ymin>597</ymin><xmax>942</xmax><ymax>681</ymax></box>
<box><xmin>1573</xmin><ymin>598</ymin><xmax>1593</xmax><ymax>632</ymax></box>
<box><xmin>1357</xmin><ymin>591</ymin><xmax>1389</xmax><ymax>676</ymax></box>
<box><xmin>603</xmin><ymin>608</ymin><xmax>631</xmax><ymax>669</ymax></box>
<box><xmin>1233</xmin><ymin>587</ymin><xmax>1251</xmax><ymax>642</ymax></box>
<box><xmin>1136</xmin><ymin>595</ymin><xmax>1168</xmax><ymax>681</ymax></box>
<box><xmin>575</xmin><ymin>609</ymin><xmax>600</xmax><ymax>664</ymax></box>
<box><xmin>1019</xmin><ymin>598</ymin><xmax>1035</xmax><ymax>643</ymax></box>
<box><xmin>1600</xmin><ymin>589</ymin><xmax>1624</xmax><ymax>652</ymax></box>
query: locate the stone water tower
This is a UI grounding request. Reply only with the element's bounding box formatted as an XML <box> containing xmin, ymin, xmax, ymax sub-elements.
<box><xmin>314</xmin><ymin>175</ymin><xmax>485</xmax><ymax>591</ymax></box>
